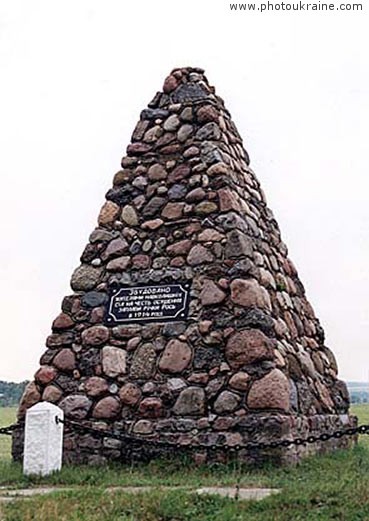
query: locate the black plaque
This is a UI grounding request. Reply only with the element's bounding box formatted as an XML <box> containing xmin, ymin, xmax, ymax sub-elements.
<box><xmin>105</xmin><ymin>282</ymin><xmax>191</xmax><ymax>325</ymax></box>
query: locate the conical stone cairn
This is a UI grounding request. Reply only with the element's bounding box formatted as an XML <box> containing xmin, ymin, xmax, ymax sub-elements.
<box><xmin>13</xmin><ymin>67</ymin><xmax>356</xmax><ymax>465</ymax></box>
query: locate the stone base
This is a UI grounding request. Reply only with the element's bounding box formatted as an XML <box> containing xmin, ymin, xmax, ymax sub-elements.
<box><xmin>12</xmin><ymin>413</ymin><xmax>358</xmax><ymax>467</ymax></box>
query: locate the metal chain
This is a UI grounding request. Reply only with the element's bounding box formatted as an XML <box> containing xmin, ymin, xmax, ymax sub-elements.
<box><xmin>55</xmin><ymin>417</ymin><xmax>369</xmax><ymax>453</ymax></box>
<box><xmin>2</xmin><ymin>419</ymin><xmax>368</xmax><ymax>453</ymax></box>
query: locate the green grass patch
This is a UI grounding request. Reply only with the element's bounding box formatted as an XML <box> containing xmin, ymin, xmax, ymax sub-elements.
<box><xmin>1</xmin><ymin>405</ymin><xmax>369</xmax><ymax>520</ymax></box>
<box><xmin>0</xmin><ymin>407</ymin><xmax>16</xmax><ymax>461</ymax></box>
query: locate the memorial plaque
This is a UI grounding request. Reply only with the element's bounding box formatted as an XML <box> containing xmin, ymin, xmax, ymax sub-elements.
<box><xmin>105</xmin><ymin>282</ymin><xmax>191</xmax><ymax>325</ymax></box>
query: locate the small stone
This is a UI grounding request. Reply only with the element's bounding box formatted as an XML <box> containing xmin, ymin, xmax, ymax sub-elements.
<box><xmin>142</xmin><ymin>219</ymin><xmax>164</xmax><ymax>230</ymax></box>
<box><xmin>162</xmin><ymin>202</ymin><xmax>185</xmax><ymax>220</ymax></box>
<box><xmin>200</xmin><ymin>280</ymin><xmax>226</xmax><ymax>306</ymax></box>
<box><xmin>82</xmin><ymin>325</ymin><xmax>110</xmax><ymax>346</ymax></box>
<box><xmin>130</xmin><ymin>343</ymin><xmax>157</xmax><ymax>379</ymax></box>
<box><xmin>184</xmin><ymin>146</ymin><xmax>200</xmax><ymax>158</ymax></box>
<box><xmin>229</xmin><ymin>372</ymin><xmax>250</xmax><ymax>391</ymax></box>
<box><xmin>89</xmin><ymin>228</ymin><xmax>116</xmax><ymax>243</ymax></box>
<box><xmin>197</xmin><ymin>105</ymin><xmax>219</xmax><ymax>123</ymax></box>
<box><xmin>81</xmin><ymin>291</ymin><xmax>108</xmax><ymax>308</ymax></box>
<box><xmin>59</xmin><ymin>395</ymin><xmax>92</xmax><ymax>420</ymax></box>
<box><xmin>138</xmin><ymin>397</ymin><xmax>163</xmax><ymax>418</ymax></box>
<box><xmin>187</xmin><ymin>244</ymin><xmax>214</xmax><ymax>266</ymax></box>
<box><xmin>106</xmin><ymin>256</ymin><xmax>131</xmax><ymax>271</ymax></box>
<box><xmin>102</xmin><ymin>238</ymin><xmax>129</xmax><ymax>260</ymax></box>
<box><xmin>195</xmin><ymin>201</ymin><xmax>218</xmax><ymax>215</ymax></box>
<box><xmin>186</xmin><ymin>187</ymin><xmax>206</xmax><ymax>202</ymax></box>
<box><xmin>198</xmin><ymin>229</ymin><xmax>224</xmax><ymax>242</ymax></box>
<box><xmin>71</xmin><ymin>265</ymin><xmax>103</xmax><ymax>291</ymax></box>
<box><xmin>213</xmin><ymin>391</ymin><xmax>241</xmax><ymax>414</ymax></box>
<box><xmin>53</xmin><ymin>349</ymin><xmax>76</xmax><ymax>372</ymax></box>
<box><xmin>52</xmin><ymin>313</ymin><xmax>74</xmax><ymax>330</ymax></box>
<box><xmin>42</xmin><ymin>385</ymin><xmax>63</xmax><ymax>403</ymax></box>
<box><xmin>168</xmin><ymin>184</ymin><xmax>187</xmax><ymax>200</ymax></box>
<box><xmin>225</xmin><ymin>329</ymin><xmax>275</xmax><ymax>370</ymax></box>
<box><xmin>225</xmin><ymin>230</ymin><xmax>253</xmax><ymax>258</ymax></box>
<box><xmin>173</xmin><ymin>387</ymin><xmax>206</xmax><ymax>416</ymax></box>
<box><xmin>180</xmin><ymin>107</ymin><xmax>193</xmax><ymax>121</ymax></box>
<box><xmin>121</xmin><ymin>205</ymin><xmax>138</xmax><ymax>226</ymax></box>
<box><xmin>147</xmin><ymin>164</ymin><xmax>167</xmax><ymax>181</ymax></box>
<box><xmin>119</xmin><ymin>383</ymin><xmax>142</xmax><ymax>406</ymax></box>
<box><xmin>177</xmin><ymin>124</ymin><xmax>194</xmax><ymax>142</ymax></box>
<box><xmin>196</xmin><ymin>122</ymin><xmax>221</xmax><ymax>141</ymax></box>
<box><xmin>247</xmin><ymin>369</ymin><xmax>290</xmax><ymax>412</ymax></box>
<box><xmin>163</xmin><ymin>114</ymin><xmax>180</xmax><ymax>131</ymax></box>
<box><xmin>163</xmin><ymin>74</ymin><xmax>179</xmax><ymax>93</ymax></box>
<box><xmin>92</xmin><ymin>397</ymin><xmax>121</xmax><ymax>419</ymax></box>
<box><xmin>143</xmin><ymin>125</ymin><xmax>162</xmax><ymax>143</ymax></box>
<box><xmin>35</xmin><ymin>365</ymin><xmax>57</xmax><ymax>385</ymax></box>
<box><xmin>132</xmin><ymin>254</ymin><xmax>151</xmax><ymax>269</ymax></box>
<box><xmin>18</xmin><ymin>382</ymin><xmax>41</xmax><ymax>418</ymax></box>
<box><xmin>133</xmin><ymin>419</ymin><xmax>153</xmax><ymax>435</ymax></box>
<box><xmin>168</xmin><ymin>378</ymin><xmax>187</xmax><ymax>391</ymax></box>
<box><xmin>98</xmin><ymin>201</ymin><xmax>120</xmax><ymax>225</ymax></box>
<box><xmin>166</xmin><ymin>239</ymin><xmax>193</xmax><ymax>256</ymax></box>
<box><xmin>218</xmin><ymin>188</ymin><xmax>241</xmax><ymax>213</ymax></box>
<box><xmin>102</xmin><ymin>346</ymin><xmax>127</xmax><ymax>377</ymax></box>
<box><xmin>142</xmin><ymin>239</ymin><xmax>153</xmax><ymax>252</ymax></box>
<box><xmin>230</xmin><ymin>279</ymin><xmax>271</xmax><ymax>310</ymax></box>
<box><xmin>127</xmin><ymin>142</ymin><xmax>152</xmax><ymax>155</ymax></box>
<box><xmin>159</xmin><ymin>339</ymin><xmax>192</xmax><ymax>373</ymax></box>
<box><xmin>168</xmin><ymin>164</ymin><xmax>191</xmax><ymax>184</ymax></box>
<box><xmin>142</xmin><ymin>197</ymin><xmax>166</xmax><ymax>218</ymax></box>
<box><xmin>85</xmin><ymin>376</ymin><xmax>109</xmax><ymax>397</ymax></box>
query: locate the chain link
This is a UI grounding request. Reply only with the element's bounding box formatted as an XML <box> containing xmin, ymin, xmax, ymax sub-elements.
<box><xmin>2</xmin><ymin>419</ymin><xmax>368</xmax><ymax>454</ymax></box>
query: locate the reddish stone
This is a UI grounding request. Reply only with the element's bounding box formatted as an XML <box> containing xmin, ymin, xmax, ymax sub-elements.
<box><xmin>166</xmin><ymin>240</ymin><xmax>193</xmax><ymax>256</ymax></box>
<box><xmin>102</xmin><ymin>346</ymin><xmax>127</xmax><ymax>377</ymax></box>
<box><xmin>200</xmin><ymin>280</ymin><xmax>226</xmax><ymax>306</ymax></box>
<box><xmin>225</xmin><ymin>329</ymin><xmax>274</xmax><ymax>370</ymax></box>
<box><xmin>98</xmin><ymin>201</ymin><xmax>120</xmax><ymax>225</ymax></box>
<box><xmin>159</xmin><ymin>339</ymin><xmax>192</xmax><ymax>373</ymax></box>
<box><xmin>85</xmin><ymin>376</ymin><xmax>109</xmax><ymax>397</ymax></box>
<box><xmin>197</xmin><ymin>105</ymin><xmax>219</xmax><ymax>123</ymax></box>
<box><xmin>168</xmin><ymin>164</ymin><xmax>191</xmax><ymax>184</ymax></box>
<box><xmin>90</xmin><ymin>306</ymin><xmax>105</xmax><ymax>324</ymax></box>
<box><xmin>163</xmin><ymin>74</ymin><xmax>179</xmax><ymax>93</ymax></box>
<box><xmin>119</xmin><ymin>383</ymin><xmax>142</xmax><ymax>406</ymax></box>
<box><xmin>102</xmin><ymin>238</ymin><xmax>128</xmax><ymax>261</ymax></box>
<box><xmin>127</xmin><ymin>142</ymin><xmax>152</xmax><ymax>155</ymax></box>
<box><xmin>170</xmin><ymin>256</ymin><xmax>185</xmax><ymax>267</ymax></box>
<box><xmin>132</xmin><ymin>255</ymin><xmax>151</xmax><ymax>269</ymax></box>
<box><xmin>186</xmin><ymin>188</ymin><xmax>206</xmax><ymax>202</ymax></box>
<box><xmin>106</xmin><ymin>256</ymin><xmax>131</xmax><ymax>272</ymax></box>
<box><xmin>247</xmin><ymin>369</ymin><xmax>290</xmax><ymax>412</ymax></box>
<box><xmin>46</xmin><ymin>332</ymin><xmax>74</xmax><ymax>348</ymax></box>
<box><xmin>92</xmin><ymin>397</ymin><xmax>121</xmax><ymax>419</ymax></box>
<box><xmin>42</xmin><ymin>385</ymin><xmax>63</xmax><ymax>403</ymax></box>
<box><xmin>53</xmin><ymin>349</ymin><xmax>76</xmax><ymax>372</ymax></box>
<box><xmin>82</xmin><ymin>325</ymin><xmax>110</xmax><ymax>346</ymax></box>
<box><xmin>138</xmin><ymin>397</ymin><xmax>163</xmax><ymax>418</ymax></box>
<box><xmin>18</xmin><ymin>382</ymin><xmax>41</xmax><ymax>419</ymax></box>
<box><xmin>141</xmin><ymin>219</ymin><xmax>164</xmax><ymax>230</ymax></box>
<box><xmin>198</xmin><ymin>229</ymin><xmax>224</xmax><ymax>242</ymax></box>
<box><xmin>161</xmin><ymin>144</ymin><xmax>181</xmax><ymax>155</ymax></box>
<box><xmin>218</xmin><ymin>188</ymin><xmax>241</xmax><ymax>212</ymax></box>
<box><xmin>52</xmin><ymin>313</ymin><xmax>74</xmax><ymax>331</ymax></box>
<box><xmin>187</xmin><ymin>244</ymin><xmax>214</xmax><ymax>266</ymax></box>
<box><xmin>161</xmin><ymin>202</ymin><xmax>185</xmax><ymax>220</ymax></box>
<box><xmin>35</xmin><ymin>365</ymin><xmax>57</xmax><ymax>385</ymax></box>
<box><xmin>230</xmin><ymin>278</ymin><xmax>271</xmax><ymax>310</ymax></box>
<box><xmin>187</xmin><ymin>373</ymin><xmax>209</xmax><ymax>385</ymax></box>
<box><xmin>207</xmin><ymin>163</ymin><xmax>228</xmax><ymax>176</ymax></box>
<box><xmin>229</xmin><ymin>372</ymin><xmax>250</xmax><ymax>391</ymax></box>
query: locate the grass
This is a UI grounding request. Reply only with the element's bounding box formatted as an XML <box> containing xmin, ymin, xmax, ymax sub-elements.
<box><xmin>0</xmin><ymin>405</ymin><xmax>368</xmax><ymax>520</ymax></box>
<box><xmin>0</xmin><ymin>407</ymin><xmax>16</xmax><ymax>461</ymax></box>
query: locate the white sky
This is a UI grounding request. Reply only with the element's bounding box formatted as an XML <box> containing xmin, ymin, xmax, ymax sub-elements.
<box><xmin>0</xmin><ymin>0</ymin><xmax>368</xmax><ymax>383</ymax></box>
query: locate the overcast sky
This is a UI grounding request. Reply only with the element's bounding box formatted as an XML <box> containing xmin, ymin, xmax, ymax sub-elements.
<box><xmin>0</xmin><ymin>1</ymin><xmax>368</xmax><ymax>383</ymax></box>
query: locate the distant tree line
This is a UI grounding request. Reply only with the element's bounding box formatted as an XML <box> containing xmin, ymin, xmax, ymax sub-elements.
<box><xmin>0</xmin><ymin>380</ymin><xmax>28</xmax><ymax>407</ymax></box>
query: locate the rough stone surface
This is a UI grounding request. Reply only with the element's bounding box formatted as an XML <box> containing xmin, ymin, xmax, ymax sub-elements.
<box><xmin>225</xmin><ymin>329</ymin><xmax>275</xmax><ymax>370</ymax></box>
<box><xmin>102</xmin><ymin>346</ymin><xmax>127</xmax><ymax>377</ymax></box>
<box><xmin>247</xmin><ymin>369</ymin><xmax>290</xmax><ymax>412</ymax></box>
<box><xmin>173</xmin><ymin>387</ymin><xmax>206</xmax><ymax>416</ymax></box>
<box><xmin>15</xmin><ymin>66</ymin><xmax>353</xmax><ymax>467</ymax></box>
<box><xmin>159</xmin><ymin>339</ymin><xmax>192</xmax><ymax>373</ymax></box>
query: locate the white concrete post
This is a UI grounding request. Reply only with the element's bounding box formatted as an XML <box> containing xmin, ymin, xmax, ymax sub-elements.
<box><xmin>23</xmin><ymin>402</ymin><xmax>64</xmax><ymax>476</ymax></box>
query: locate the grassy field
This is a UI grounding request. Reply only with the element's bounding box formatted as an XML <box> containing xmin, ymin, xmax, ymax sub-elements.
<box><xmin>0</xmin><ymin>405</ymin><xmax>369</xmax><ymax>520</ymax></box>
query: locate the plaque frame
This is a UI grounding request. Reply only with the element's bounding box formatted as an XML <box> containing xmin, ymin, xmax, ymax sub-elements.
<box><xmin>105</xmin><ymin>281</ymin><xmax>191</xmax><ymax>325</ymax></box>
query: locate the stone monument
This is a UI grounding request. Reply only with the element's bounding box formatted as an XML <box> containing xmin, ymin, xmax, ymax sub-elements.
<box><xmin>13</xmin><ymin>67</ymin><xmax>355</xmax><ymax>465</ymax></box>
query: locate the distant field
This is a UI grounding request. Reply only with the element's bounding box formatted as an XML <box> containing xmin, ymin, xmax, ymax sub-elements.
<box><xmin>1</xmin><ymin>405</ymin><xmax>369</xmax><ymax>521</ymax></box>
<box><xmin>0</xmin><ymin>407</ymin><xmax>16</xmax><ymax>461</ymax></box>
